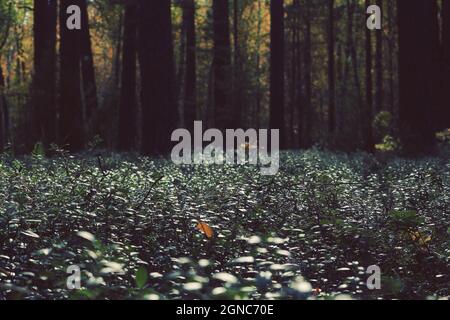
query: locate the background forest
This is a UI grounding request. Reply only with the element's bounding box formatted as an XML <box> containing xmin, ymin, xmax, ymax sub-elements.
<box><xmin>0</xmin><ymin>0</ymin><xmax>448</xmax><ymax>154</ymax></box>
<box><xmin>0</xmin><ymin>0</ymin><xmax>448</xmax><ymax>300</ymax></box>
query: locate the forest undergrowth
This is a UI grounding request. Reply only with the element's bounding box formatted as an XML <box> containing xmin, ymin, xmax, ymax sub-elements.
<box><xmin>0</xmin><ymin>149</ymin><xmax>448</xmax><ymax>300</ymax></box>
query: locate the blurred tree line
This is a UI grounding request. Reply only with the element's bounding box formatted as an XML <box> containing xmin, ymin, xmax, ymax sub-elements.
<box><xmin>0</xmin><ymin>0</ymin><xmax>448</xmax><ymax>155</ymax></box>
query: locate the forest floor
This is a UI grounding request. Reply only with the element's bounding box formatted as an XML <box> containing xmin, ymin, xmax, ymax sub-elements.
<box><xmin>0</xmin><ymin>150</ymin><xmax>448</xmax><ymax>300</ymax></box>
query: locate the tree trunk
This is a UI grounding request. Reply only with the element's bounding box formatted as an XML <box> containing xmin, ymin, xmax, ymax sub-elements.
<box><xmin>375</xmin><ymin>0</ymin><xmax>383</xmax><ymax>113</ymax></box>
<box><xmin>80</xmin><ymin>0</ymin><xmax>98</xmax><ymax>119</ymax></box>
<box><xmin>270</xmin><ymin>0</ymin><xmax>286</xmax><ymax>148</ymax></box>
<box><xmin>32</xmin><ymin>0</ymin><xmax>57</xmax><ymax>149</ymax></box>
<box><xmin>255</xmin><ymin>0</ymin><xmax>263</xmax><ymax>129</ymax></box>
<box><xmin>348</xmin><ymin>0</ymin><xmax>363</xmax><ymax>137</ymax></box>
<box><xmin>212</xmin><ymin>0</ymin><xmax>232</xmax><ymax>130</ymax></box>
<box><xmin>430</xmin><ymin>0</ymin><xmax>441</xmax><ymax>133</ymax></box>
<box><xmin>59</xmin><ymin>0</ymin><xmax>84</xmax><ymax>151</ymax></box>
<box><xmin>289</xmin><ymin>1</ymin><xmax>298</xmax><ymax>148</ymax></box>
<box><xmin>182</xmin><ymin>0</ymin><xmax>197</xmax><ymax>132</ymax></box>
<box><xmin>138</xmin><ymin>0</ymin><xmax>176</xmax><ymax>155</ymax></box>
<box><xmin>397</xmin><ymin>0</ymin><xmax>435</xmax><ymax>153</ymax></box>
<box><xmin>386</xmin><ymin>0</ymin><xmax>396</xmax><ymax>116</ymax></box>
<box><xmin>0</xmin><ymin>62</ymin><xmax>7</xmax><ymax>151</ymax></box>
<box><xmin>118</xmin><ymin>3</ymin><xmax>137</xmax><ymax>151</ymax></box>
<box><xmin>440</xmin><ymin>0</ymin><xmax>450</xmax><ymax>130</ymax></box>
<box><xmin>303</xmin><ymin>0</ymin><xmax>312</xmax><ymax>148</ymax></box>
<box><xmin>364</xmin><ymin>0</ymin><xmax>374</xmax><ymax>152</ymax></box>
<box><xmin>232</xmin><ymin>0</ymin><xmax>242</xmax><ymax>128</ymax></box>
<box><xmin>327</xmin><ymin>0</ymin><xmax>336</xmax><ymax>135</ymax></box>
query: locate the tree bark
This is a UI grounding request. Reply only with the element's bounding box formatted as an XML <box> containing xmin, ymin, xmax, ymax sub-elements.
<box><xmin>118</xmin><ymin>3</ymin><xmax>137</xmax><ymax>151</ymax></box>
<box><xmin>232</xmin><ymin>0</ymin><xmax>242</xmax><ymax>128</ymax></box>
<box><xmin>397</xmin><ymin>0</ymin><xmax>435</xmax><ymax>153</ymax></box>
<box><xmin>387</xmin><ymin>0</ymin><xmax>396</xmax><ymax>115</ymax></box>
<box><xmin>303</xmin><ymin>0</ymin><xmax>312</xmax><ymax>148</ymax></box>
<box><xmin>327</xmin><ymin>0</ymin><xmax>336</xmax><ymax>135</ymax></box>
<box><xmin>138</xmin><ymin>0</ymin><xmax>176</xmax><ymax>155</ymax></box>
<box><xmin>80</xmin><ymin>0</ymin><xmax>98</xmax><ymax>119</ymax></box>
<box><xmin>375</xmin><ymin>0</ymin><xmax>383</xmax><ymax>113</ymax></box>
<box><xmin>270</xmin><ymin>0</ymin><xmax>286</xmax><ymax>148</ymax></box>
<box><xmin>59</xmin><ymin>0</ymin><xmax>85</xmax><ymax>151</ymax></box>
<box><xmin>255</xmin><ymin>0</ymin><xmax>262</xmax><ymax>129</ymax></box>
<box><xmin>440</xmin><ymin>0</ymin><xmax>450</xmax><ymax>130</ymax></box>
<box><xmin>182</xmin><ymin>0</ymin><xmax>197</xmax><ymax>132</ymax></box>
<box><xmin>0</xmin><ymin>62</ymin><xmax>7</xmax><ymax>151</ymax></box>
<box><xmin>32</xmin><ymin>0</ymin><xmax>57</xmax><ymax>149</ymax></box>
<box><xmin>364</xmin><ymin>0</ymin><xmax>374</xmax><ymax>152</ymax></box>
<box><xmin>212</xmin><ymin>0</ymin><xmax>232</xmax><ymax>130</ymax></box>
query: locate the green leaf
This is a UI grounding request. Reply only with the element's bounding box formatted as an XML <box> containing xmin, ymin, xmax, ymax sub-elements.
<box><xmin>135</xmin><ymin>267</ymin><xmax>148</xmax><ymax>289</ymax></box>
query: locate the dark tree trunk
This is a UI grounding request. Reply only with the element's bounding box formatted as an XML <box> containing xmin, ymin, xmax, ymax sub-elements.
<box><xmin>80</xmin><ymin>0</ymin><xmax>98</xmax><ymax>119</ymax></box>
<box><xmin>347</xmin><ymin>0</ymin><xmax>363</xmax><ymax>135</ymax></box>
<box><xmin>303</xmin><ymin>0</ymin><xmax>312</xmax><ymax>148</ymax></box>
<box><xmin>375</xmin><ymin>0</ymin><xmax>383</xmax><ymax>113</ymax></box>
<box><xmin>386</xmin><ymin>0</ymin><xmax>396</xmax><ymax>115</ymax></box>
<box><xmin>0</xmin><ymin>63</ymin><xmax>8</xmax><ymax>151</ymax></box>
<box><xmin>397</xmin><ymin>0</ymin><xmax>435</xmax><ymax>153</ymax></box>
<box><xmin>59</xmin><ymin>0</ymin><xmax>84</xmax><ymax>151</ymax></box>
<box><xmin>327</xmin><ymin>0</ymin><xmax>336</xmax><ymax>134</ymax></box>
<box><xmin>118</xmin><ymin>3</ymin><xmax>137</xmax><ymax>151</ymax></box>
<box><xmin>138</xmin><ymin>0</ymin><xmax>176</xmax><ymax>155</ymax></box>
<box><xmin>255</xmin><ymin>0</ymin><xmax>263</xmax><ymax>129</ymax></box>
<box><xmin>0</xmin><ymin>4</ymin><xmax>10</xmax><ymax>151</ymax></box>
<box><xmin>32</xmin><ymin>0</ymin><xmax>57</xmax><ymax>149</ymax></box>
<box><xmin>182</xmin><ymin>0</ymin><xmax>197</xmax><ymax>132</ymax></box>
<box><xmin>232</xmin><ymin>0</ymin><xmax>242</xmax><ymax>128</ymax></box>
<box><xmin>270</xmin><ymin>0</ymin><xmax>286</xmax><ymax>148</ymax></box>
<box><xmin>290</xmin><ymin>0</ymin><xmax>301</xmax><ymax>148</ymax></box>
<box><xmin>212</xmin><ymin>0</ymin><xmax>232</xmax><ymax>130</ymax></box>
<box><xmin>439</xmin><ymin>0</ymin><xmax>450</xmax><ymax>130</ymax></box>
<box><xmin>364</xmin><ymin>0</ymin><xmax>374</xmax><ymax>152</ymax></box>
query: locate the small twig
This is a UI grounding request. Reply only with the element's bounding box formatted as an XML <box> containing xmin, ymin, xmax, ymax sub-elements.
<box><xmin>97</xmin><ymin>155</ymin><xmax>107</xmax><ymax>177</ymax></box>
<box><xmin>135</xmin><ymin>175</ymin><xmax>164</xmax><ymax>210</ymax></box>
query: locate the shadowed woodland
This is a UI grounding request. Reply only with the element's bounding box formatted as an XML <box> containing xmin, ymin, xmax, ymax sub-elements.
<box><xmin>0</xmin><ymin>0</ymin><xmax>448</xmax><ymax>153</ymax></box>
<box><xmin>0</xmin><ymin>0</ymin><xmax>448</xmax><ymax>300</ymax></box>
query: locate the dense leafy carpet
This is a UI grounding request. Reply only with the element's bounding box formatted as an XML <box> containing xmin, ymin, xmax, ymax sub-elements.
<box><xmin>0</xmin><ymin>150</ymin><xmax>448</xmax><ymax>300</ymax></box>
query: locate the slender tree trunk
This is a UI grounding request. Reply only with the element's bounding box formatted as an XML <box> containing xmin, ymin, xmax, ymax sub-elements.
<box><xmin>327</xmin><ymin>0</ymin><xmax>336</xmax><ymax>135</ymax></box>
<box><xmin>387</xmin><ymin>0</ymin><xmax>396</xmax><ymax>116</ymax></box>
<box><xmin>212</xmin><ymin>0</ymin><xmax>232</xmax><ymax>130</ymax></box>
<box><xmin>348</xmin><ymin>0</ymin><xmax>363</xmax><ymax>134</ymax></box>
<box><xmin>364</xmin><ymin>0</ymin><xmax>374</xmax><ymax>152</ymax></box>
<box><xmin>80</xmin><ymin>0</ymin><xmax>98</xmax><ymax>119</ymax></box>
<box><xmin>138</xmin><ymin>0</ymin><xmax>176</xmax><ymax>154</ymax></box>
<box><xmin>397</xmin><ymin>0</ymin><xmax>435</xmax><ymax>153</ymax></box>
<box><xmin>32</xmin><ymin>0</ymin><xmax>57</xmax><ymax>149</ymax></box>
<box><xmin>0</xmin><ymin>6</ymin><xmax>10</xmax><ymax>151</ymax></box>
<box><xmin>232</xmin><ymin>0</ymin><xmax>243</xmax><ymax>128</ymax></box>
<box><xmin>0</xmin><ymin>62</ymin><xmax>7</xmax><ymax>151</ymax></box>
<box><xmin>114</xmin><ymin>11</ymin><xmax>124</xmax><ymax>95</ymax></box>
<box><xmin>59</xmin><ymin>0</ymin><xmax>84</xmax><ymax>151</ymax></box>
<box><xmin>177</xmin><ymin>3</ymin><xmax>187</xmax><ymax>129</ymax></box>
<box><xmin>118</xmin><ymin>3</ymin><xmax>137</xmax><ymax>151</ymax></box>
<box><xmin>289</xmin><ymin>1</ymin><xmax>298</xmax><ymax>148</ymax></box>
<box><xmin>255</xmin><ymin>0</ymin><xmax>263</xmax><ymax>129</ymax></box>
<box><xmin>293</xmin><ymin>0</ymin><xmax>302</xmax><ymax>148</ymax></box>
<box><xmin>270</xmin><ymin>0</ymin><xmax>286</xmax><ymax>148</ymax></box>
<box><xmin>375</xmin><ymin>0</ymin><xmax>383</xmax><ymax>113</ymax></box>
<box><xmin>182</xmin><ymin>0</ymin><xmax>197</xmax><ymax>132</ymax></box>
<box><xmin>303</xmin><ymin>0</ymin><xmax>312</xmax><ymax>148</ymax></box>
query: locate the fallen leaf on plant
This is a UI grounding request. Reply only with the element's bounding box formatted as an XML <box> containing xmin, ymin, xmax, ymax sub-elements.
<box><xmin>197</xmin><ymin>221</ymin><xmax>214</xmax><ymax>239</ymax></box>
